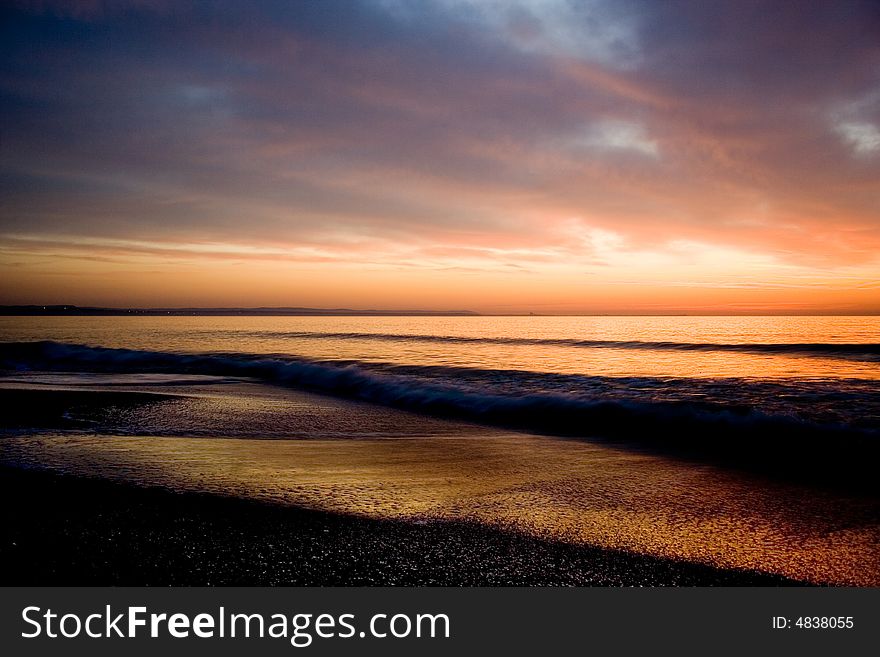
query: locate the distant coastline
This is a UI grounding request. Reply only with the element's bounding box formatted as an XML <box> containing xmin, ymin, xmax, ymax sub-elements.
<box><xmin>2</xmin><ymin>305</ymin><xmax>878</xmax><ymax>317</ymax></box>
<box><xmin>0</xmin><ymin>305</ymin><xmax>481</xmax><ymax>317</ymax></box>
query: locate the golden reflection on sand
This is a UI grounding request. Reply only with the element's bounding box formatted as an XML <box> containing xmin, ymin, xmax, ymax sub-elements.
<box><xmin>4</xmin><ymin>433</ymin><xmax>878</xmax><ymax>586</ymax></box>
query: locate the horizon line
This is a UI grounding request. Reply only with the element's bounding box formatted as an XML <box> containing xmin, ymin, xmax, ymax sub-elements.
<box><xmin>1</xmin><ymin>305</ymin><xmax>879</xmax><ymax>318</ymax></box>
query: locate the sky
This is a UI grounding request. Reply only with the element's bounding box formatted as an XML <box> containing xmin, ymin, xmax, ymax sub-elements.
<box><xmin>1</xmin><ymin>0</ymin><xmax>879</xmax><ymax>314</ymax></box>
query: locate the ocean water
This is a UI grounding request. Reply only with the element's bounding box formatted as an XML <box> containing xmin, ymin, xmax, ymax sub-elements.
<box><xmin>1</xmin><ymin>315</ymin><xmax>879</xmax><ymax>436</ymax></box>
<box><xmin>1</xmin><ymin>315</ymin><xmax>879</xmax><ymax>584</ymax></box>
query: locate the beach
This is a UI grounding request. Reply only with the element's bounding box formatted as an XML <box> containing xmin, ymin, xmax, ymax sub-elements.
<box><xmin>4</xmin><ymin>0</ymin><xmax>880</xmax><ymax>620</ymax></box>
<box><xmin>1</xmin><ymin>465</ymin><xmax>798</xmax><ymax>586</ymax></box>
<box><xmin>1</xmin><ymin>315</ymin><xmax>879</xmax><ymax>586</ymax></box>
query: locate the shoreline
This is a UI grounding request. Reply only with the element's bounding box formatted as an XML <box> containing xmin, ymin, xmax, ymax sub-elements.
<box><xmin>0</xmin><ymin>465</ymin><xmax>802</xmax><ymax>587</ymax></box>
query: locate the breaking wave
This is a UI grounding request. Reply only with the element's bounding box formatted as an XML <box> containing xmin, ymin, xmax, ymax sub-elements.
<box><xmin>2</xmin><ymin>341</ymin><xmax>877</xmax><ymax>451</ymax></box>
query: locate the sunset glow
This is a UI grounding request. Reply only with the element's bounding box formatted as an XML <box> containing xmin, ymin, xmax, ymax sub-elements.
<box><xmin>2</xmin><ymin>0</ymin><xmax>879</xmax><ymax>313</ymax></box>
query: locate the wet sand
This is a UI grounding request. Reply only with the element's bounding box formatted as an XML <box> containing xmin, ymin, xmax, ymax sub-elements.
<box><xmin>2</xmin><ymin>383</ymin><xmax>878</xmax><ymax>586</ymax></box>
<box><xmin>0</xmin><ymin>465</ymin><xmax>797</xmax><ymax>586</ymax></box>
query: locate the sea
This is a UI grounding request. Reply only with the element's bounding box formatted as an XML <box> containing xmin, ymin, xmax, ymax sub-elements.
<box><xmin>1</xmin><ymin>315</ymin><xmax>878</xmax><ymax>584</ymax></box>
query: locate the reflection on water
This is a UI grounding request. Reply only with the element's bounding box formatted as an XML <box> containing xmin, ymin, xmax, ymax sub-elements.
<box><xmin>3</xmin><ymin>431</ymin><xmax>877</xmax><ymax>586</ymax></box>
<box><xmin>1</xmin><ymin>315</ymin><xmax>879</xmax><ymax>379</ymax></box>
<box><xmin>1</xmin><ymin>315</ymin><xmax>878</xmax><ymax>585</ymax></box>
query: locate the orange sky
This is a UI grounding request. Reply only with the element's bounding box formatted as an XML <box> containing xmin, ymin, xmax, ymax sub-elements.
<box><xmin>1</xmin><ymin>1</ymin><xmax>879</xmax><ymax>313</ymax></box>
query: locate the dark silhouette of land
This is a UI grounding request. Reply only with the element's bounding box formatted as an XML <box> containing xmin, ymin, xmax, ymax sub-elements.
<box><xmin>0</xmin><ymin>305</ymin><xmax>480</xmax><ymax>317</ymax></box>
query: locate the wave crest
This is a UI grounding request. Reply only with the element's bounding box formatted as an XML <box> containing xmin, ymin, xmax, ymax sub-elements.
<box><xmin>2</xmin><ymin>341</ymin><xmax>875</xmax><ymax>450</ymax></box>
<box><xmin>238</xmin><ymin>330</ymin><xmax>880</xmax><ymax>361</ymax></box>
